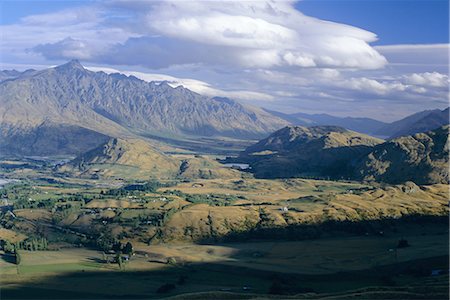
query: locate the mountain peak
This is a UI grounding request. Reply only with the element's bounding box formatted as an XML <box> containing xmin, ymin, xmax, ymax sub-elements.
<box><xmin>55</xmin><ymin>59</ymin><xmax>85</xmax><ymax>71</ymax></box>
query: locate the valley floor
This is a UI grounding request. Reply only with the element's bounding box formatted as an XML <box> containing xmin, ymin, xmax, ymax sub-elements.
<box><xmin>1</xmin><ymin>223</ymin><xmax>448</xmax><ymax>299</ymax></box>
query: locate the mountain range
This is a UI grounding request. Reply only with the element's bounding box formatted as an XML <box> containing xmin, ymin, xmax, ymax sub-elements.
<box><xmin>374</xmin><ymin>108</ymin><xmax>449</xmax><ymax>139</ymax></box>
<box><xmin>0</xmin><ymin>60</ymin><xmax>287</xmax><ymax>156</ymax></box>
<box><xmin>0</xmin><ymin>60</ymin><xmax>447</xmax><ymax>157</ymax></box>
<box><xmin>268</xmin><ymin>107</ymin><xmax>449</xmax><ymax>139</ymax></box>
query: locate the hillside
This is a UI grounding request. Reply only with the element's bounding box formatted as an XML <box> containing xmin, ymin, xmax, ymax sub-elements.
<box><xmin>238</xmin><ymin>125</ymin><xmax>449</xmax><ymax>184</ymax></box>
<box><xmin>0</xmin><ymin>60</ymin><xmax>287</xmax><ymax>156</ymax></box>
<box><xmin>176</xmin><ymin>155</ymin><xmax>243</xmax><ymax>180</ymax></box>
<box><xmin>356</xmin><ymin>125</ymin><xmax>449</xmax><ymax>184</ymax></box>
<box><xmin>58</xmin><ymin>138</ymin><xmax>244</xmax><ymax>181</ymax></box>
<box><xmin>238</xmin><ymin>126</ymin><xmax>383</xmax><ymax>179</ymax></box>
<box><xmin>376</xmin><ymin>108</ymin><xmax>449</xmax><ymax>139</ymax></box>
<box><xmin>58</xmin><ymin>138</ymin><xmax>179</xmax><ymax>180</ymax></box>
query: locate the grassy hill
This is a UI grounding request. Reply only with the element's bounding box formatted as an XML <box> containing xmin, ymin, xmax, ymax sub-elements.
<box><xmin>235</xmin><ymin>125</ymin><xmax>449</xmax><ymax>185</ymax></box>
<box><xmin>58</xmin><ymin>138</ymin><xmax>180</xmax><ymax>180</ymax></box>
<box><xmin>236</xmin><ymin>126</ymin><xmax>383</xmax><ymax>179</ymax></box>
<box><xmin>356</xmin><ymin>125</ymin><xmax>449</xmax><ymax>184</ymax></box>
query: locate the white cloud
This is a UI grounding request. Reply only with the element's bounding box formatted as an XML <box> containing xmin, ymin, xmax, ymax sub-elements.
<box><xmin>85</xmin><ymin>66</ymin><xmax>274</xmax><ymax>101</ymax></box>
<box><xmin>402</xmin><ymin>72</ymin><xmax>449</xmax><ymax>88</ymax></box>
<box><xmin>34</xmin><ymin>37</ymin><xmax>94</xmax><ymax>60</ymax></box>
<box><xmin>138</xmin><ymin>0</ymin><xmax>387</xmax><ymax>69</ymax></box>
<box><xmin>342</xmin><ymin>78</ymin><xmax>408</xmax><ymax>95</ymax></box>
<box><xmin>16</xmin><ymin>0</ymin><xmax>387</xmax><ymax>70</ymax></box>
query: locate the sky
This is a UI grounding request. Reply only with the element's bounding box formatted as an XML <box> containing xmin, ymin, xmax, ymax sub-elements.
<box><xmin>0</xmin><ymin>0</ymin><xmax>448</xmax><ymax>121</ymax></box>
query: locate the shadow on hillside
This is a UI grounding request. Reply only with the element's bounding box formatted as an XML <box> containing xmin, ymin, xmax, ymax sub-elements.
<box><xmin>227</xmin><ymin>144</ymin><xmax>378</xmax><ymax>180</ymax></box>
<box><xmin>194</xmin><ymin>214</ymin><xmax>449</xmax><ymax>244</ymax></box>
<box><xmin>0</xmin><ymin>252</ymin><xmax>16</xmax><ymax>264</ymax></box>
<box><xmin>2</xmin><ymin>215</ymin><xmax>449</xmax><ymax>300</ymax></box>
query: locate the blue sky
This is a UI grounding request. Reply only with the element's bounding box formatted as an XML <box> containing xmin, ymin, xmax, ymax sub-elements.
<box><xmin>0</xmin><ymin>0</ymin><xmax>448</xmax><ymax>121</ymax></box>
<box><xmin>297</xmin><ymin>0</ymin><xmax>449</xmax><ymax>45</ymax></box>
<box><xmin>0</xmin><ymin>1</ymin><xmax>93</xmax><ymax>24</ymax></box>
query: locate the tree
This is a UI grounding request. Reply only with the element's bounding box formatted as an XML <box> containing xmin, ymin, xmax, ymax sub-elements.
<box><xmin>116</xmin><ymin>253</ymin><xmax>123</xmax><ymax>269</ymax></box>
<box><xmin>15</xmin><ymin>250</ymin><xmax>21</xmax><ymax>265</ymax></box>
<box><xmin>123</xmin><ymin>242</ymin><xmax>133</xmax><ymax>256</ymax></box>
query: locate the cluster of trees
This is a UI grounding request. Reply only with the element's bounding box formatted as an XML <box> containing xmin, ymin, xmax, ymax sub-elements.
<box><xmin>0</xmin><ymin>237</ymin><xmax>49</xmax><ymax>266</ymax></box>
<box><xmin>112</xmin><ymin>241</ymin><xmax>134</xmax><ymax>255</ymax></box>
<box><xmin>103</xmin><ymin>180</ymin><xmax>170</xmax><ymax>197</ymax></box>
<box><xmin>13</xmin><ymin>198</ymin><xmax>58</xmax><ymax>209</ymax></box>
<box><xmin>164</xmin><ymin>190</ymin><xmax>238</xmax><ymax>206</ymax></box>
<box><xmin>94</xmin><ymin>230</ymin><xmax>134</xmax><ymax>256</ymax></box>
<box><xmin>100</xmin><ymin>240</ymin><xmax>134</xmax><ymax>270</ymax></box>
<box><xmin>14</xmin><ymin>237</ymin><xmax>49</xmax><ymax>251</ymax></box>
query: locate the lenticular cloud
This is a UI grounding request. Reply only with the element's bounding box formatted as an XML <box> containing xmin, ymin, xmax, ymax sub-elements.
<box><xmin>142</xmin><ymin>0</ymin><xmax>387</xmax><ymax>69</ymax></box>
<box><xmin>29</xmin><ymin>1</ymin><xmax>387</xmax><ymax>70</ymax></box>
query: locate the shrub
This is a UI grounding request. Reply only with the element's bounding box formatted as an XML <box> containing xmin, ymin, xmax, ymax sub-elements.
<box><xmin>397</xmin><ymin>238</ymin><xmax>410</xmax><ymax>248</ymax></box>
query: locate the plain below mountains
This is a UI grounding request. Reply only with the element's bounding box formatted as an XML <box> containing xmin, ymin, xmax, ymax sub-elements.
<box><xmin>234</xmin><ymin>125</ymin><xmax>449</xmax><ymax>185</ymax></box>
<box><xmin>0</xmin><ymin>60</ymin><xmax>287</xmax><ymax>156</ymax></box>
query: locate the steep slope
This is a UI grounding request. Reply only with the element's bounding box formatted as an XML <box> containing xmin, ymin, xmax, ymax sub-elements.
<box><xmin>376</xmin><ymin>108</ymin><xmax>449</xmax><ymax>139</ymax></box>
<box><xmin>239</xmin><ymin>126</ymin><xmax>383</xmax><ymax>178</ymax></box>
<box><xmin>0</xmin><ymin>122</ymin><xmax>110</xmax><ymax>156</ymax></box>
<box><xmin>58</xmin><ymin>138</ymin><xmax>179</xmax><ymax>180</ymax></box>
<box><xmin>0</xmin><ymin>60</ymin><xmax>287</xmax><ymax>156</ymax></box>
<box><xmin>356</xmin><ymin>126</ymin><xmax>449</xmax><ymax>184</ymax></box>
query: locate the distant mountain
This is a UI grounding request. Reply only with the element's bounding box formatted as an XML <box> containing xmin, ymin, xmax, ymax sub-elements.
<box><xmin>292</xmin><ymin>112</ymin><xmax>387</xmax><ymax>135</ymax></box>
<box><xmin>0</xmin><ymin>70</ymin><xmax>21</xmax><ymax>81</ymax></box>
<box><xmin>0</xmin><ymin>69</ymin><xmax>36</xmax><ymax>82</ymax></box>
<box><xmin>0</xmin><ymin>60</ymin><xmax>287</xmax><ymax>156</ymax></box>
<box><xmin>238</xmin><ymin>125</ymin><xmax>383</xmax><ymax>179</ymax></box>
<box><xmin>356</xmin><ymin>126</ymin><xmax>449</xmax><ymax>184</ymax></box>
<box><xmin>375</xmin><ymin>108</ymin><xmax>449</xmax><ymax>139</ymax></box>
<box><xmin>264</xmin><ymin>109</ymin><xmax>387</xmax><ymax>135</ymax></box>
<box><xmin>238</xmin><ymin>125</ymin><xmax>449</xmax><ymax>184</ymax></box>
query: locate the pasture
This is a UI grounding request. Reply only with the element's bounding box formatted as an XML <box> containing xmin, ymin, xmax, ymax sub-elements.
<box><xmin>1</xmin><ymin>223</ymin><xmax>448</xmax><ymax>299</ymax></box>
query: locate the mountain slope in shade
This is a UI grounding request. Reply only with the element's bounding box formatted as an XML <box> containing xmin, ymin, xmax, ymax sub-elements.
<box><xmin>239</xmin><ymin>126</ymin><xmax>383</xmax><ymax>178</ymax></box>
<box><xmin>0</xmin><ymin>60</ymin><xmax>288</xmax><ymax>156</ymax></box>
<box><xmin>376</xmin><ymin>108</ymin><xmax>449</xmax><ymax>139</ymax></box>
<box><xmin>356</xmin><ymin>125</ymin><xmax>449</xmax><ymax>184</ymax></box>
<box><xmin>58</xmin><ymin>138</ymin><xmax>179</xmax><ymax>180</ymax></box>
<box><xmin>238</xmin><ymin>125</ymin><xmax>449</xmax><ymax>184</ymax></box>
<box><xmin>0</xmin><ymin>122</ymin><xmax>110</xmax><ymax>156</ymax></box>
